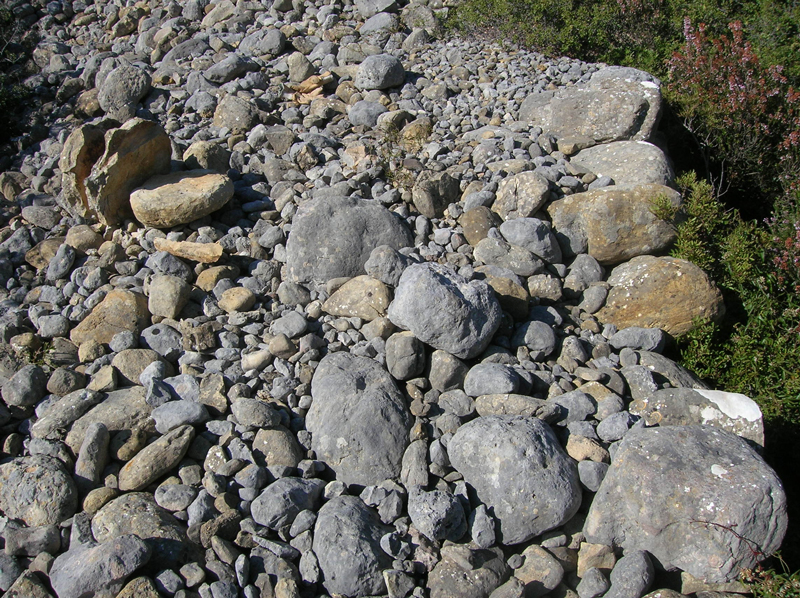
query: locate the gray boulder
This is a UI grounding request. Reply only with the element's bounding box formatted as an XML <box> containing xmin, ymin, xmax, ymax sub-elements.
<box><xmin>0</xmin><ymin>455</ymin><xmax>77</xmax><ymax>526</ymax></box>
<box><xmin>251</xmin><ymin>477</ymin><xmax>326</xmax><ymax>530</ymax></box>
<box><xmin>313</xmin><ymin>495</ymin><xmax>393</xmax><ymax>597</ymax></box>
<box><xmin>349</xmin><ymin>100</ymin><xmax>388</xmax><ymax>127</ymax></box>
<box><xmin>584</xmin><ymin>425</ymin><xmax>787</xmax><ymax>582</ymax></box>
<box><xmin>448</xmin><ymin>415</ymin><xmax>581</xmax><ymax>544</ymax></box>
<box><xmin>49</xmin><ymin>534</ymin><xmax>151</xmax><ymax>598</ymax></box>
<box><xmin>355</xmin><ymin>54</ymin><xmax>405</xmax><ymax>90</ymax></box>
<box><xmin>519</xmin><ymin>66</ymin><xmax>661</xmax><ymax>143</ymax></box>
<box><xmin>499</xmin><ymin>217</ymin><xmax>563</xmax><ymax>263</ymax></box>
<box><xmin>286</xmin><ymin>195</ymin><xmax>412</xmax><ymax>284</ymax></box>
<box><xmin>2</xmin><ymin>364</ymin><xmax>47</xmax><ymax>407</ymax></box>
<box><xmin>306</xmin><ymin>352</ymin><xmax>411</xmax><ymax>486</ymax></box>
<box><xmin>98</xmin><ymin>65</ymin><xmax>151</xmax><ymax>122</ymax></box>
<box><xmin>388</xmin><ymin>263</ymin><xmax>502</xmax><ymax>360</ymax></box>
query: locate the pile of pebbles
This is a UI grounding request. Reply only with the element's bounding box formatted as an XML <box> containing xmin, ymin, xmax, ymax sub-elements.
<box><xmin>0</xmin><ymin>0</ymin><xmax>788</xmax><ymax>597</ymax></box>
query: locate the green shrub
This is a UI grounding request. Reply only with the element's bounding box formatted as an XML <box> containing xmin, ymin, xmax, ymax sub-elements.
<box><xmin>0</xmin><ymin>6</ymin><xmax>33</xmax><ymax>144</ymax></box>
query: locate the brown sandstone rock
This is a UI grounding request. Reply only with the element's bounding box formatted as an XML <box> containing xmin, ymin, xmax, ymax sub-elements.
<box><xmin>69</xmin><ymin>289</ymin><xmax>150</xmax><ymax>346</ymax></box>
<box><xmin>596</xmin><ymin>256</ymin><xmax>724</xmax><ymax>336</ymax></box>
<box><xmin>548</xmin><ymin>184</ymin><xmax>681</xmax><ymax>264</ymax></box>
<box><xmin>130</xmin><ymin>170</ymin><xmax>233</xmax><ymax>228</ymax></box>
<box><xmin>84</xmin><ymin>119</ymin><xmax>172</xmax><ymax>226</ymax></box>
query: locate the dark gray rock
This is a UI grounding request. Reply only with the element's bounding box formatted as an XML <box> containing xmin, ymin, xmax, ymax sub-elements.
<box><xmin>3</xmin><ymin>524</ymin><xmax>60</xmax><ymax>557</ymax></box>
<box><xmin>349</xmin><ymin>100</ymin><xmax>388</xmax><ymax>127</ymax></box>
<box><xmin>448</xmin><ymin>416</ymin><xmax>581</xmax><ymax>545</ymax></box>
<box><xmin>50</xmin><ymin>534</ymin><xmax>151</xmax><ymax>598</ymax></box>
<box><xmin>251</xmin><ymin>477</ymin><xmax>326</xmax><ymax>530</ymax></box>
<box><xmin>605</xmin><ymin>551</ymin><xmax>654</xmax><ymax>598</ymax></box>
<box><xmin>548</xmin><ymin>390</ymin><xmax>597</xmax><ymax>425</ymax></box>
<box><xmin>388</xmin><ymin>263</ymin><xmax>502</xmax><ymax>360</ymax></box>
<box><xmin>584</xmin><ymin>425</ymin><xmax>788</xmax><ymax>582</ymax></box>
<box><xmin>307</xmin><ymin>353</ymin><xmax>411</xmax><ymax>486</ymax></box>
<box><xmin>469</xmin><ymin>503</ymin><xmax>496</xmax><ymax>548</ymax></box>
<box><xmin>385</xmin><ymin>331</ymin><xmax>425</xmax><ymax>381</ymax></box>
<box><xmin>287</xmin><ymin>195</ymin><xmax>412</xmax><ymax>284</ymax></box>
<box><xmin>578</xmin><ymin>567</ymin><xmax>611</xmax><ymax>598</ymax></box>
<box><xmin>511</xmin><ymin>320</ymin><xmax>557</xmax><ymax>360</ymax></box>
<box><xmin>204</xmin><ymin>53</ymin><xmax>251</xmax><ymax>84</ymax></box>
<box><xmin>578</xmin><ymin>460</ymin><xmax>610</xmax><ymax>492</ymax></box>
<box><xmin>407</xmin><ymin>486</ymin><xmax>467</xmax><ymax>542</ymax></box>
<box><xmin>313</xmin><ymin>495</ymin><xmax>393</xmax><ymax>597</ymax></box>
<box><xmin>2</xmin><ymin>364</ymin><xmax>47</xmax><ymax>407</ymax></box>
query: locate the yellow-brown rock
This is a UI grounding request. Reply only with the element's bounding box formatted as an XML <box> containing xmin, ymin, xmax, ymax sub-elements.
<box><xmin>70</xmin><ymin>290</ymin><xmax>150</xmax><ymax>346</ymax></box>
<box><xmin>596</xmin><ymin>255</ymin><xmax>724</xmax><ymax>336</ymax></box>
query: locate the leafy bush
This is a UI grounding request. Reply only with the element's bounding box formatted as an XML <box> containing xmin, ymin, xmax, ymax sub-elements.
<box><xmin>0</xmin><ymin>6</ymin><xmax>33</xmax><ymax>145</ymax></box>
<box><xmin>667</xmin><ymin>20</ymin><xmax>800</xmax><ymax>216</ymax></box>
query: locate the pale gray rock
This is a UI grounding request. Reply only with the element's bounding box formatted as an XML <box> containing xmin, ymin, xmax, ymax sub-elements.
<box><xmin>307</xmin><ymin>352</ymin><xmax>411</xmax><ymax>486</ymax></box>
<box><xmin>448</xmin><ymin>416</ymin><xmax>581</xmax><ymax>545</ymax></box>
<box><xmin>584</xmin><ymin>425</ymin><xmax>787</xmax><ymax>582</ymax></box>
<box><xmin>287</xmin><ymin>195</ymin><xmax>412</xmax><ymax>284</ymax></box>
<box><xmin>463</xmin><ymin>363</ymin><xmax>519</xmax><ymax>397</ymax></box>
<box><xmin>629</xmin><ymin>388</ymin><xmax>764</xmax><ymax>446</ymax></box>
<box><xmin>92</xmin><ymin>492</ymin><xmax>190</xmax><ymax>566</ymax></box>
<box><xmin>385</xmin><ymin>331</ymin><xmax>425</xmax><ymax>381</ymax></box>
<box><xmin>571</xmin><ymin>141</ymin><xmax>673</xmax><ymax>188</ymax></box>
<box><xmin>388</xmin><ymin>263</ymin><xmax>502</xmax><ymax>360</ymax></box>
<box><xmin>364</xmin><ymin>244</ymin><xmax>414</xmax><ymax>287</ymax></box>
<box><xmin>2</xmin><ymin>364</ymin><xmax>47</xmax><ymax>407</ymax></box>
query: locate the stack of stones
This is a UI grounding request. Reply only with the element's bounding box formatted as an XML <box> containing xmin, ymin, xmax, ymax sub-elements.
<box><xmin>0</xmin><ymin>0</ymin><xmax>788</xmax><ymax>597</ymax></box>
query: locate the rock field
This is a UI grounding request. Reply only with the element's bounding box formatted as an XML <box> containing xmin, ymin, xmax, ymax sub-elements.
<box><xmin>0</xmin><ymin>0</ymin><xmax>789</xmax><ymax>596</ymax></box>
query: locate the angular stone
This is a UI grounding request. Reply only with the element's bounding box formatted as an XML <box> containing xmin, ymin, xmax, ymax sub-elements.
<box><xmin>427</xmin><ymin>546</ymin><xmax>510</xmax><ymax>598</ymax></box>
<box><xmin>148</xmin><ymin>274</ymin><xmax>191</xmax><ymax>319</ymax></box>
<box><xmin>548</xmin><ymin>184</ymin><xmax>681</xmax><ymax>264</ymax></box>
<box><xmin>131</xmin><ymin>170</ymin><xmax>234</xmax><ymax>228</ymax></box>
<box><xmin>58</xmin><ymin>123</ymin><xmax>109</xmax><ymax>218</ymax></box>
<box><xmin>474</xmin><ymin>394</ymin><xmax>561</xmax><ymax>423</ymax></box>
<box><xmin>584</xmin><ymin>425</ymin><xmax>787</xmax><ymax>582</ymax></box>
<box><xmin>597</xmin><ymin>256</ymin><xmax>725</xmax><ymax>336</ymax></box>
<box><xmin>84</xmin><ymin>119</ymin><xmax>172</xmax><ymax>226</ymax></box>
<box><xmin>70</xmin><ymin>289</ymin><xmax>150</xmax><ymax>346</ymax></box>
<box><xmin>65</xmin><ymin>386</ymin><xmax>155</xmax><ymax>453</ymax></box>
<box><xmin>251</xmin><ymin>477</ymin><xmax>326</xmax><ymax>530</ymax></box>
